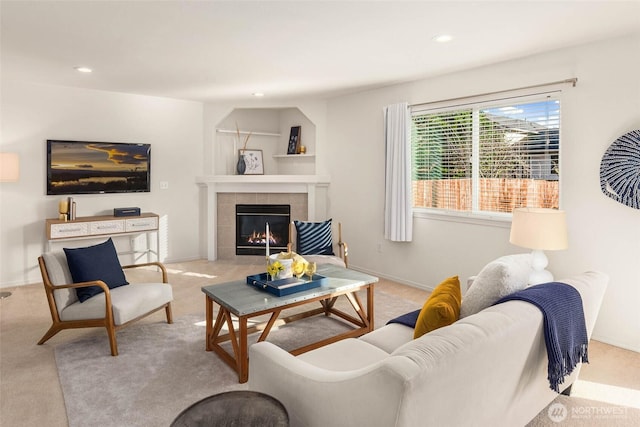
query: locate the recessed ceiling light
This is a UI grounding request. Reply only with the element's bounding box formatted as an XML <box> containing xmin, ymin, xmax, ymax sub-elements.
<box><xmin>74</xmin><ymin>66</ymin><xmax>92</xmax><ymax>73</ymax></box>
<box><xmin>433</xmin><ymin>34</ymin><xmax>453</xmax><ymax>43</ymax></box>
<box><xmin>252</xmin><ymin>92</ymin><xmax>265</xmax><ymax>97</ymax></box>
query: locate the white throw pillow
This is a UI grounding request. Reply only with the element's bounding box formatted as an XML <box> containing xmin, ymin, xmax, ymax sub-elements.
<box><xmin>459</xmin><ymin>254</ymin><xmax>532</xmax><ymax>318</ymax></box>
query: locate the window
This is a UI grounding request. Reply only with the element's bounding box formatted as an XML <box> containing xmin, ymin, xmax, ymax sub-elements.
<box><xmin>411</xmin><ymin>94</ymin><xmax>560</xmax><ymax>219</ymax></box>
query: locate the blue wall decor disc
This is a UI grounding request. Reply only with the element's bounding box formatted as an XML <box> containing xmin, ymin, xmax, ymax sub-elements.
<box><xmin>600</xmin><ymin>129</ymin><xmax>640</xmax><ymax>209</ymax></box>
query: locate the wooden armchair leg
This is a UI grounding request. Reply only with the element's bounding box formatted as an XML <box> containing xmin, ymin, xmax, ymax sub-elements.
<box><xmin>37</xmin><ymin>324</ymin><xmax>63</xmax><ymax>345</ymax></box>
<box><xmin>106</xmin><ymin>324</ymin><xmax>118</xmax><ymax>356</ymax></box>
<box><xmin>165</xmin><ymin>303</ymin><xmax>174</xmax><ymax>324</ymax></box>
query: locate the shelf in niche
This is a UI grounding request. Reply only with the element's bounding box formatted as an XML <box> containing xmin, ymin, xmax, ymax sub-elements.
<box><xmin>216</xmin><ymin>128</ymin><xmax>281</xmax><ymax>137</ymax></box>
<box><xmin>273</xmin><ymin>154</ymin><xmax>315</xmax><ymax>159</ymax></box>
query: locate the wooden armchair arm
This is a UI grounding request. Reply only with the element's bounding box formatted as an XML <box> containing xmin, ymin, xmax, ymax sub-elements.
<box><xmin>122</xmin><ymin>261</ymin><xmax>168</xmax><ymax>283</ymax></box>
<box><xmin>51</xmin><ymin>280</ymin><xmax>110</xmax><ymax>293</ymax></box>
<box><xmin>50</xmin><ymin>280</ymin><xmax>113</xmax><ymax>318</ymax></box>
<box><xmin>337</xmin><ymin>241</ymin><xmax>349</xmax><ymax>268</ymax></box>
<box><xmin>337</xmin><ymin>223</ymin><xmax>349</xmax><ymax>268</ymax></box>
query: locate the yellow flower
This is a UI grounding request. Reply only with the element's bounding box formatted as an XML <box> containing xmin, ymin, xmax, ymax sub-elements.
<box><xmin>267</xmin><ymin>261</ymin><xmax>284</xmax><ymax>278</ymax></box>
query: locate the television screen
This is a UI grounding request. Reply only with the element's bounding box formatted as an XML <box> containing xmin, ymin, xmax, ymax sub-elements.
<box><xmin>47</xmin><ymin>140</ymin><xmax>151</xmax><ymax>195</ymax></box>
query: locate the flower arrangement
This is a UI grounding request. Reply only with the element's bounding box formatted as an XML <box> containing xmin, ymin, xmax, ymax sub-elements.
<box><xmin>267</xmin><ymin>260</ymin><xmax>284</xmax><ymax>280</ymax></box>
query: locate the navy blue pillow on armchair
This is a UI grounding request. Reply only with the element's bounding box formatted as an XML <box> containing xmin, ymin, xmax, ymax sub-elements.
<box><xmin>294</xmin><ymin>219</ymin><xmax>335</xmax><ymax>256</ymax></box>
<box><xmin>63</xmin><ymin>238</ymin><xmax>129</xmax><ymax>303</ymax></box>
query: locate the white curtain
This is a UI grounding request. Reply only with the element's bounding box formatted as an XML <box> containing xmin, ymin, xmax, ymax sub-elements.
<box><xmin>384</xmin><ymin>102</ymin><xmax>412</xmax><ymax>242</ymax></box>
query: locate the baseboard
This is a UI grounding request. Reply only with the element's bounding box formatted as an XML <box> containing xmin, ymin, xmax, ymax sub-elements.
<box><xmin>590</xmin><ymin>333</ymin><xmax>640</xmax><ymax>354</ymax></box>
<box><xmin>347</xmin><ymin>264</ymin><xmax>435</xmax><ymax>292</ymax></box>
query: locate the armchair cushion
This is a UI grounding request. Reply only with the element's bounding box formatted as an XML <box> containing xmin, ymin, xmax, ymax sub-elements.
<box><xmin>63</xmin><ymin>238</ymin><xmax>129</xmax><ymax>303</ymax></box>
<box><xmin>42</xmin><ymin>251</ymin><xmax>78</xmax><ymax>310</ymax></box>
<box><xmin>60</xmin><ymin>282</ymin><xmax>173</xmax><ymax>325</ymax></box>
<box><xmin>294</xmin><ymin>219</ymin><xmax>335</xmax><ymax>256</ymax></box>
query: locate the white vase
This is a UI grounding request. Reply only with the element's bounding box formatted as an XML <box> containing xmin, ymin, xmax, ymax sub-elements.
<box><xmin>268</xmin><ymin>254</ymin><xmax>293</xmax><ymax>279</ymax></box>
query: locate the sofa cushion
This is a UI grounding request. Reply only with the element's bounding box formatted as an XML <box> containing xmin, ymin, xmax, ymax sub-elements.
<box><xmin>63</xmin><ymin>238</ymin><xmax>129</xmax><ymax>303</ymax></box>
<box><xmin>294</xmin><ymin>219</ymin><xmax>335</xmax><ymax>256</ymax></box>
<box><xmin>359</xmin><ymin>323</ymin><xmax>415</xmax><ymax>354</ymax></box>
<box><xmin>414</xmin><ymin>276</ymin><xmax>462</xmax><ymax>338</ymax></box>
<box><xmin>460</xmin><ymin>254</ymin><xmax>531</xmax><ymax>318</ymax></box>
<box><xmin>297</xmin><ymin>338</ymin><xmax>389</xmax><ymax>371</ymax></box>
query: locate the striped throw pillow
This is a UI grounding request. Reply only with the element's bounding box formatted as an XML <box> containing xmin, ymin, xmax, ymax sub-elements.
<box><xmin>294</xmin><ymin>219</ymin><xmax>335</xmax><ymax>256</ymax></box>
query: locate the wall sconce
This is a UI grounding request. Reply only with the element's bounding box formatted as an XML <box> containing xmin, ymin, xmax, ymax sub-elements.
<box><xmin>0</xmin><ymin>153</ymin><xmax>20</xmax><ymax>182</ymax></box>
<box><xmin>510</xmin><ymin>207</ymin><xmax>568</xmax><ymax>285</ymax></box>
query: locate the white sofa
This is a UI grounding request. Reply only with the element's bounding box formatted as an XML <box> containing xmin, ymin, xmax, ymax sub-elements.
<box><xmin>248</xmin><ymin>270</ymin><xmax>608</xmax><ymax>427</ymax></box>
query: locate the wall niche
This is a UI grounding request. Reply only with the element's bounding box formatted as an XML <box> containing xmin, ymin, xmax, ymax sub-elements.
<box><xmin>215</xmin><ymin>107</ymin><xmax>316</xmax><ymax>176</ymax></box>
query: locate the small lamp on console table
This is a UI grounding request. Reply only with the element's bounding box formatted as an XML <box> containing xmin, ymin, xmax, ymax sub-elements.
<box><xmin>509</xmin><ymin>207</ymin><xmax>568</xmax><ymax>285</ymax></box>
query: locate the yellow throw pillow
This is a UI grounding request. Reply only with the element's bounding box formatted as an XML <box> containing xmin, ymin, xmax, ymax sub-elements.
<box><xmin>414</xmin><ymin>276</ymin><xmax>462</xmax><ymax>339</ymax></box>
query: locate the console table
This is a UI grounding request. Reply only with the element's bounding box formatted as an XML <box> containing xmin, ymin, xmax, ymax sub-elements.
<box><xmin>45</xmin><ymin>212</ymin><xmax>160</xmax><ymax>261</ymax></box>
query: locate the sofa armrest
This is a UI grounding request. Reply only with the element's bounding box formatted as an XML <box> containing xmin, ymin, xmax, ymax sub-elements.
<box><xmin>249</xmin><ymin>341</ymin><xmax>412</xmax><ymax>427</ymax></box>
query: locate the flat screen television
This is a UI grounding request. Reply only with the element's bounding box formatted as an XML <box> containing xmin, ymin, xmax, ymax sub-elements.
<box><xmin>46</xmin><ymin>140</ymin><xmax>151</xmax><ymax>195</ymax></box>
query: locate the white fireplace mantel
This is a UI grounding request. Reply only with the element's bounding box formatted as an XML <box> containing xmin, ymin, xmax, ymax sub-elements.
<box><xmin>196</xmin><ymin>175</ymin><xmax>331</xmax><ymax>260</ymax></box>
<box><xmin>196</xmin><ymin>174</ymin><xmax>331</xmax><ymax>193</ymax></box>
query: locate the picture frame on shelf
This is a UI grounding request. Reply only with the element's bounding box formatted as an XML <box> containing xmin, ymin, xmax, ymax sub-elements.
<box><xmin>287</xmin><ymin>126</ymin><xmax>301</xmax><ymax>154</ymax></box>
<box><xmin>239</xmin><ymin>149</ymin><xmax>264</xmax><ymax>175</ymax></box>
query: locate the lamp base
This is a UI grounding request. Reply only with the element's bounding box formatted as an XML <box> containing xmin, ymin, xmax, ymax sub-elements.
<box><xmin>529</xmin><ymin>250</ymin><xmax>554</xmax><ymax>285</ymax></box>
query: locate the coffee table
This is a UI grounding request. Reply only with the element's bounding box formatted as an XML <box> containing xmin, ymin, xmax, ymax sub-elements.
<box><xmin>202</xmin><ymin>264</ymin><xmax>378</xmax><ymax>383</ymax></box>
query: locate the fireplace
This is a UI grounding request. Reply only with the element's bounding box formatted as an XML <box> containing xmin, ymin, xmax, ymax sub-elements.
<box><xmin>236</xmin><ymin>204</ymin><xmax>290</xmax><ymax>255</ymax></box>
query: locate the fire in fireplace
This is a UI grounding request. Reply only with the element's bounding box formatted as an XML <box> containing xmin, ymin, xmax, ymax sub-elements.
<box><xmin>236</xmin><ymin>204</ymin><xmax>290</xmax><ymax>255</ymax></box>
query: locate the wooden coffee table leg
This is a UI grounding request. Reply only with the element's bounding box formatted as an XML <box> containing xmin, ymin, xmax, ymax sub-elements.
<box><xmin>205</xmin><ymin>296</ymin><xmax>213</xmax><ymax>351</ymax></box>
<box><xmin>239</xmin><ymin>316</ymin><xmax>249</xmax><ymax>383</ymax></box>
<box><xmin>367</xmin><ymin>284</ymin><xmax>375</xmax><ymax>332</ymax></box>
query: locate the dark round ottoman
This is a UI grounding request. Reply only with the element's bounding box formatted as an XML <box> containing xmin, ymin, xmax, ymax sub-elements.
<box><xmin>171</xmin><ymin>390</ymin><xmax>289</xmax><ymax>427</ymax></box>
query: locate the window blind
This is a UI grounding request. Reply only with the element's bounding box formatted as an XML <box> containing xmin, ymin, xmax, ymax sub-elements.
<box><xmin>411</xmin><ymin>94</ymin><xmax>560</xmax><ymax>216</ymax></box>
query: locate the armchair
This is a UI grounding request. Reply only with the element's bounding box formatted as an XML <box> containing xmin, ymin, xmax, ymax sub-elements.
<box><xmin>37</xmin><ymin>251</ymin><xmax>173</xmax><ymax>356</ymax></box>
<box><xmin>288</xmin><ymin>219</ymin><xmax>349</xmax><ymax>268</ymax></box>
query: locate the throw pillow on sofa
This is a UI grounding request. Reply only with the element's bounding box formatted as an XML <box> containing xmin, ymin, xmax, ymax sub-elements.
<box><xmin>64</xmin><ymin>238</ymin><xmax>129</xmax><ymax>303</ymax></box>
<box><xmin>459</xmin><ymin>253</ymin><xmax>531</xmax><ymax>318</ymax></box>
<box><xmin>414</xmin><ymin>276</ymin><xmax>462</xmax><ymax>339</ymax></box>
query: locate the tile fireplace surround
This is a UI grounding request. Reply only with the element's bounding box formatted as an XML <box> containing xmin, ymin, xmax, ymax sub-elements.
<box><xmin>197</xmin><ymin>175</ymin><xmax>330</xmax><ymax>260</ymax></box>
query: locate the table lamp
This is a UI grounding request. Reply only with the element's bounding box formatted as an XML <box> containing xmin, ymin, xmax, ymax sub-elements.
<box><xmin>0</xmin><ymin>153</ymin><xmax>19</xmax><ymax>182</ymax></box>
<box><xmin>509</xmin><ymin>207</ymin><xmax>568</xmax><ymax>285</ymax></box>
<box><xmin>0</xmin><ymin>153</ymin><xmax>19</xmax><ymax>299</ymax></box>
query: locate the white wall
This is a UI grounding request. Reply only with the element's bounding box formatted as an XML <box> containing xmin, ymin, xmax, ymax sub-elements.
<box><xmin>326</xmin><ymin>33</ymin><xmax>640</xmax><ymax>352</ymax></box>
<box><xmin>0</xmin><ymin>81</ymin><xmax>203</xmax><ymax>286</ymax></box>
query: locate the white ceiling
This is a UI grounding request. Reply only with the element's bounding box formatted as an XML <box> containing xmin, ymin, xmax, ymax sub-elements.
<box><xmin>2</xmin><ymin>1</ymin><xmax>639</xmax><ymax>103</ymax></box>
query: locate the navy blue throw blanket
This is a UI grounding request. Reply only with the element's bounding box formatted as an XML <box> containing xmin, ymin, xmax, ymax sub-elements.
<box><xmin>387</xmin><ymin>309</ymin><xmax>420</xmax><ymax>328</ymax></box>
<box><xmin>494</xmin><ymin>282</ymin><xmax>589</xmax><ymax>393</ymax></box>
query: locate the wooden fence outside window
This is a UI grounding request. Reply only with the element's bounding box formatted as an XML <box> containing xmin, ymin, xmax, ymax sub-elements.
<box><xmin>413</xmin><ymin>178</ymin><xmax>559</xmax><ymax>213</ymax></box>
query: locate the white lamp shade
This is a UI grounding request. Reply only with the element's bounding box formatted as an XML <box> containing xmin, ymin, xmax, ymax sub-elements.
<box><xmin>510</xmin><ymin>208</ymin><xmax>568</xmax><ymax>251</ymax></box>
<box><xmin>0</xmin><ymin>153</ymin><xmax>20</xmax><ymax>182</ymax></box>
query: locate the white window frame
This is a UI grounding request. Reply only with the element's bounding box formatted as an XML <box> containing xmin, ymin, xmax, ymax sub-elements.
<box><xmin>411</xmin><ymin>89</ymin><xmax>563</xmax><ymax>226</ymax></box>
